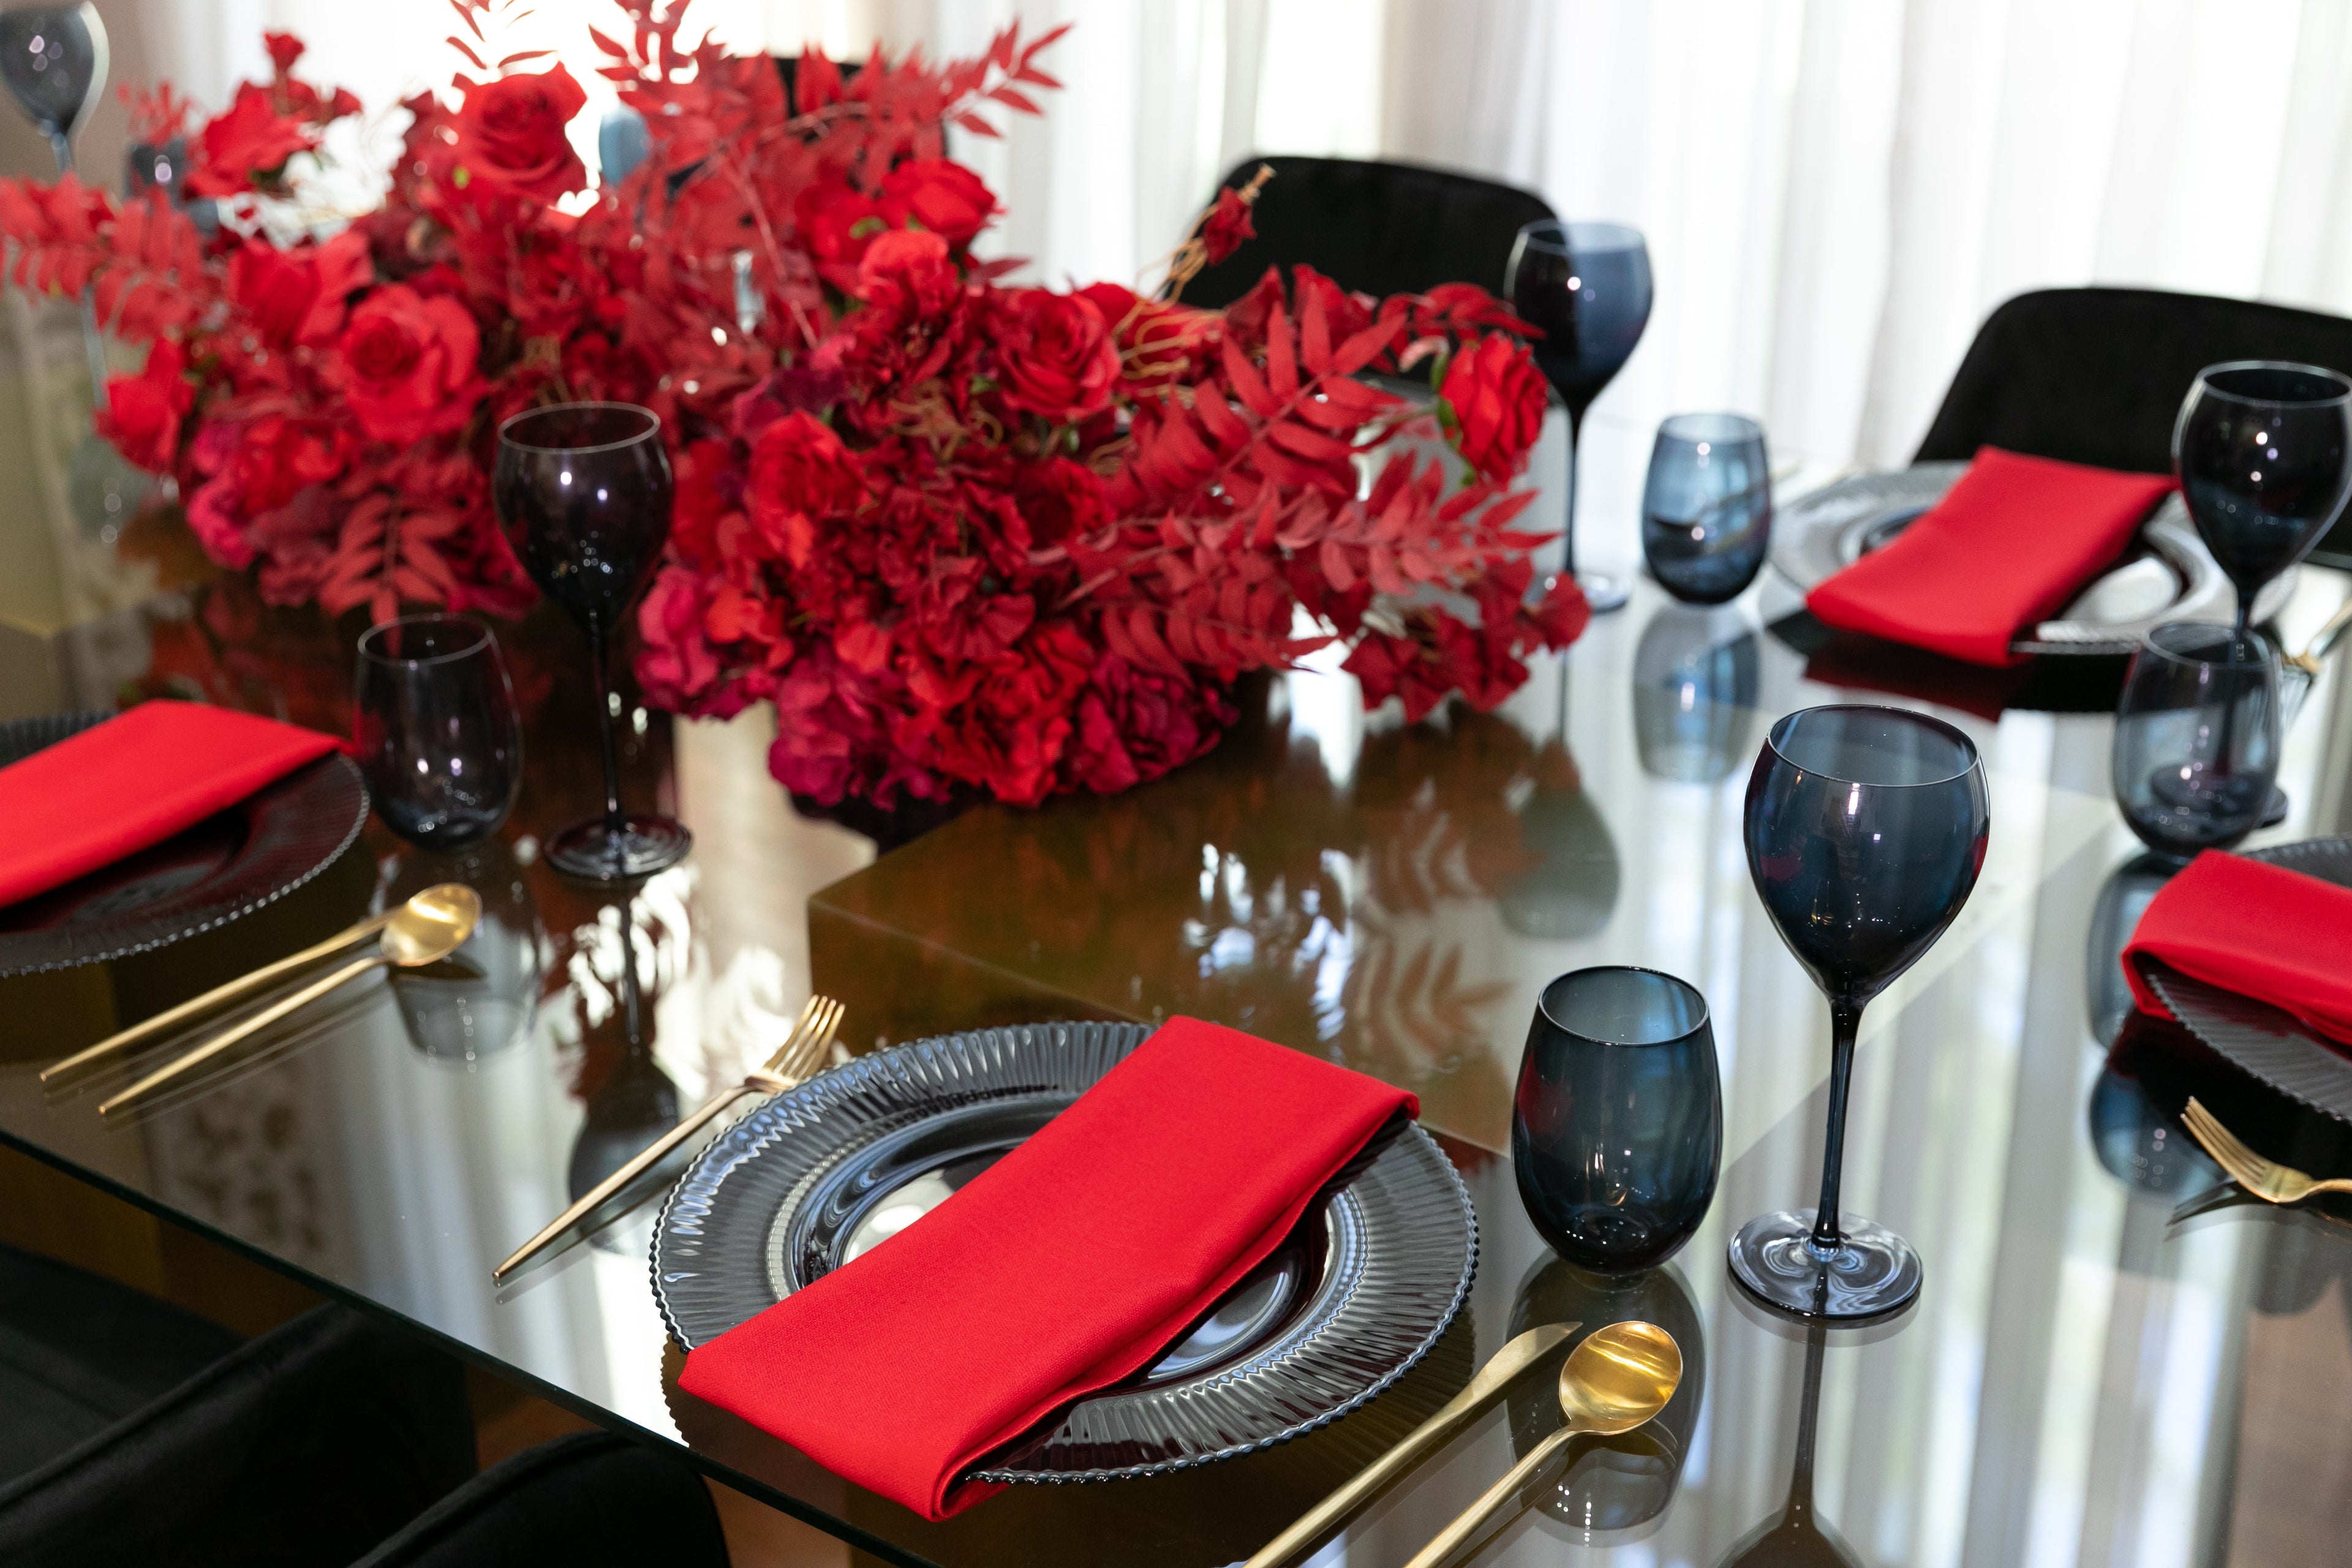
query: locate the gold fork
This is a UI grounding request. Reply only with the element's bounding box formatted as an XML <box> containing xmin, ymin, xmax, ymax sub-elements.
<box><xmin>2180</xmin><ymin>1097</ymin><xmax>2352</xmax><ymax>1205</ymax></box>
<box><xmin>491</xmin><ymin>995</ymin><xmax>845</xmax><ymax>1282</ymax></box>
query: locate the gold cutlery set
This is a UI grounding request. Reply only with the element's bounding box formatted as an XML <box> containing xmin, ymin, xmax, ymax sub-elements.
<box><xmin>1248</xmin><ymin>1319</ymin><xmax>1682</xmax><ymax>1568</ymax></box>
<box><xmin>41</xmin><ymin>883</ymin><xmax>484</xmax><ymax>1114</ymax></box>
<box><xmin>2182</xmin><ymin>1096</ymin><xmax>2352</xmax><ymax>1207</ymax></box>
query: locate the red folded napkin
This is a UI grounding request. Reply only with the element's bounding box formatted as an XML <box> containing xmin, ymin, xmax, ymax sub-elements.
<box><xmin>0</xmin><ymin>701</ymin><xmax>343</xmax><ymax>908</ymax></box>
<box><xmin>1807</xmin><ymin>447</ymin><xmax>2173</xmax><ymax>666</ymax></box>
<box><xmin>677</xmin><ymin>1017</ymin><xmax>1417</xmax><ymax>1520</ymax></box>
<box><xmin>2123</xmin><ymin>850</ymin><xmax>2352</xmax><ymax>1046</ymax></box>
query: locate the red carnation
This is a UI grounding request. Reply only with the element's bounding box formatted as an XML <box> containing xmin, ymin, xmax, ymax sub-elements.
<box><xmin>993</xmin><ymin>289</ymin><xmax>1118</xmax><ymax>420</ymax></box>
<box><xmin>1440</xmin><ymin>333</ymin><xmax>1548</xmax><ymax>481</ymax></box>
<box><xmin>747</xmin><ymin>412</ymin><xmax>869</xmax><ymax>568</ymax></box>
<box><xmin>334</xmin><ymin>285</ymin><xmax>483</xmax><ymax>445</ymax></box>
<box><xmin>184</xmin><ymin>82</ymin><xmax>318</xmax><ymax>197</ymax></box>
<box><xmin>1011</xmin><ymin>456</ymin><xmax>1109</xmax><ymax>548</ymax></box>
<box><xmin>1067</xmin><ymin>654</ymin><xmax>1233</xmax><ymax>795</ymax></box>
<box><xmin>454</xmin><ymin>65</ymin><xmax>588</xmax><ymax>203</ymax></box>
<box><xmin>96</xmin><ymin>339</ymin><xmax>192</xmax><ymax>472</ymax></box>
<box><xmin>1200</xmin><ymin>186</ymin><xmax>1255</xmax><ymax>265</ymax></box>
<box><xmin>878</xmin><ymin>158</ymin><xmax>998</xmax><ymax>248</ymax></box>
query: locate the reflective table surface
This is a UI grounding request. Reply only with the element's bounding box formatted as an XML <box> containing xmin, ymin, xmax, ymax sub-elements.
<box><xmin>3</xmin><ymin>427</ymin><xmax>2352</xmax><ymax>1567</ymax></box>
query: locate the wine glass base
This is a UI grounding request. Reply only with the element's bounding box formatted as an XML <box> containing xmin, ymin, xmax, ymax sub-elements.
<box><xmin>546</xmin><ymin>815</ymin><xmax>693</xmax><ymax>883</ymax></box>
<box><xmin>1576</xmin><ymin>570</ymin><xmax>1630</xmax><ymax>614</ymax></box>
<box><xmin>1728</xmin><ymin>1209</ymin><xmax>1921</xmax><ymax>1321</ymax></box>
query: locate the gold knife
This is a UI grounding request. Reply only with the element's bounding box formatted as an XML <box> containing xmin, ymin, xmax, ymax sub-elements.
<box><xmin>1242</xmin><ymin>1321</ymin><xmax>1579</xmax><ymax>1568</ymax></box>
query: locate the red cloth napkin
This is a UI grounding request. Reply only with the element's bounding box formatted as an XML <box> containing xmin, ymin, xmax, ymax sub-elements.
<box><xmin>1807</xmin><ymin>447</ymin><xmax>2173</xmax><ymax>666</ymax></box>
<box><xmin>2124</xmin><ymin>850</ymin><xmax>2352</xmax><ymax>1046</ymax></box>
<box><xmin>676</xmin><ymin>1017</ymin><xmax>1417</xmax><ymax>1520</ymax></box>
<box><xmin>0</xmin><ymin>701</ymin><xmax>342</xmax><ymax>908</ymax></box>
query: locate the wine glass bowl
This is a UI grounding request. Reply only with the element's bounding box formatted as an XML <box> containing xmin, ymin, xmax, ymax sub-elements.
<box><xmin>1512</xmin><ymin>967</ymin><xmax>1722</xmax><ymax>1275</ymax></box>
<box><xmin>493</xmin><ymin>402</ymin><xmax>690</xmax><ymax>883</ymax></box>
<box><xmin>1642</xmin><ymin>412</ymin><xmax>1771</xmax><ymax>604</ymax></box>
<box><xmin>0</xmin><ymin>4</ymin><xmax>105</xmax><ymax>170</ymax></box>
<box><xmin>2173</xmin><ymin>361</ymin><xmax>2352</xmax><ymax>631</ymax></box>
<box><xmin>1507</xmin><ymin>219</ymin><xmax>1654</xmax><ymax>614</ymax></box>
<box><xmin>2111</xmin><ymin>621</ymin><xmax>2280</xmax><ymax>860</ymax></box>
<box><xmin>353</xmin><ymin>614</ymin><xmax>522</xmax><ymax>853</ymax></box>
<box><xmin>1730</xmin><ymin>705</ymin><xmax>1990</xmax><ymax>1321</ymax></box>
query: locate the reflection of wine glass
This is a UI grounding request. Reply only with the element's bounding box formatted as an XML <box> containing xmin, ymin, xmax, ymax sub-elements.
<box><xmin>567</xmin><ymin>893</ymin><xmax>679</xmax><ymax>1255</ymax></box>
<box><xmin>1730</xmin><ymin>706</ymin><xmax>1989</xmax><ymax>1321</ymax></box>
<box><xmin>1507</xmin><ymin>220</ymin><xmax>1653</xmax><ymax>614</ymax></box>
<box><xmin>2083</xmin><ymin>852</ymin><xmax>2179</xmax><ymax>1046</ymax></box>
<box><xmin>0</xmin><ymin>4</ymin><xmax>106</xmax><ymax>172</ymax></box>
<box><xmin>1513</xmin><ymin>967</ymin><xmax>1720</xmax><ymax>1273</ymax></box>
<box><xmin>1714</xmin><ymin>1319</ymin><xmax>1861</xmax><ymax>1567</ymax></box>
<box><xmin>1633</xmin><ymin>603</ymin><xmax>1758</xmax><ymax>782</ymax></box>
<box><xmin>2173</xmin><ymin>361</ymin><xmax>2352</xmax><ymax>636</ymax></box>
<box><xmin>385</xmin><ymin>839</ymin><xmax>542</xmax><ymax>1063</ymax></box>
<box><xmin>1501</xmin><ymin>674</ymin><xmax>1621</xmax><ymax>938</ymax></box>
<box><xmin>493</xmin><ymin>403</ymin><xmax>690</xmax><ymax>882</ymax></box>
<box><xmin>1506</xmin><ymin>1256</ymin><xmax>1705</xmax><ymax>1542</ymax></box>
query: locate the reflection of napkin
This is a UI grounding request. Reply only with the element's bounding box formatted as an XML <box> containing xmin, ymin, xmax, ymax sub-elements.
<box><xmin>2124</xmin><ymin>850</ymin><xmax>2352</xmax><ymax>1046</ymax></box>
<box><xmin>677</xmin><ymin>1018</ymin><xmax>1416</xmax><ymax>1520</ymax></box>
<box><xmin>1806</xmin><ymin>447</ymin><xmax>2172</xmax><ymax>666</ymax></box>
<box><xmin>0</xmin><ymin>702</ymin><xmax>342</xmax><ymax>908</ymax></box>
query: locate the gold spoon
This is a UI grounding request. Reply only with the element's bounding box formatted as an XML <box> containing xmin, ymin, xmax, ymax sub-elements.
<box><xmin>99</xmin><ymin>886</ymin><xmax>481</xmax><ymax>1116</ymax></box>
<box><xmin>43</xmin><ymin>884</ymin><xmax>479</xmax><ymax>1085</ymax></box>
<box><xmin>1401</xmin><ymin>1321</ymin><xmax>1681</xmax><ymax>1568</ymax></box>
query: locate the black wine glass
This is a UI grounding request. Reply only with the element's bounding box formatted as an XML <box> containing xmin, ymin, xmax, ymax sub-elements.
<box><xmin>1506</xmin><ymin>219</ymin><xmax>1653</xmax><ymax>614</ymax></box>
<box><xmin>2111</xmin><ymin>622</ymin><xmax>2280</xmax><ymax>861</ymax></box>
<box><xmin>355</xmin><ymin>615</ymin><xmax>523</xmax><ymax>853</ymax></box>
<box><xmin>2173</xmin><ymin>361</ymin><xmax>2352</xmax><ymax>635</ymax></box>
<box><xmin>1730</xmin><ymin>706</ymin><xmax>1989</xmax><ymax>1320</ymax></box>
<box><xmin>493</xmin><ymin>402</ymin><xmax>690</xmax><ymax>882</ymax></box>
<box><xmin>1513</xmin><ymin>966</ymin><xmax>1721</xmax><ymax>1273</ymax></box>
<box><xmin>1643</xmin><ymin>412</ymin><xmax>1771</xmax><ymax>603</ymax></box>
<box><xmin>0</xmin><ymin>4</ymin><xmax>105</xmax><ymax>173</ymax></box>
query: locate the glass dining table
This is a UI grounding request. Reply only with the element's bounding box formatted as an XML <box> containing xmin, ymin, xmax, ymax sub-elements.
<box><xmin>1</xmin><ymin>417</ymin><xmax>2350</xmax><ymax>1567</ymax></box>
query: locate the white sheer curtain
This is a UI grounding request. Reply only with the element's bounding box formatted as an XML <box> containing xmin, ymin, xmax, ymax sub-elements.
<box><xmin>111</xmin><ymin>0</ymin><xmax>2352</xmax><ymax>466</ymax></box>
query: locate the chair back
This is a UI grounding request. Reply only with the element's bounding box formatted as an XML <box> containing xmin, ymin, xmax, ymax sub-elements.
<box><xmin>1915</xmin><ymin>285</ymin><xmax>2352</xmax><ymax>562</ymax></box>
<box><xmin>1180</xmin><ymin>156</ymin><xmax>1556</xmax><ymax>309</ymax></box>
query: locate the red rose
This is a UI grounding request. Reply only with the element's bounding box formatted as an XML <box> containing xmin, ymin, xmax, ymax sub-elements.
<box><xmin>1440</xmin><ymin>333</ymin><xmax>1548</xmax><ymax>481</ymax></box>
<box><xmin>455</xmin><ymin>65</ymin><xmax>587</xmax><ymax>203</ymax></box>
<box><xmin>747</xmin><ymin>412</ymin><xmax>869</xmax><ymax>568</ymax></box>
<box><xmin>264</xmin><ymin>31</ymin><xmax>304</xmax><ymax>74</ymax></box>
<box><xmin>877</xmin><ymin>158</ymin><xmax>998</xmax><ymax>248</ymax></box>
<box><xmin>856</xmin><ymin>227</ymin><xmax>959</xmax><ymax>315</ymax></box>
<box><xmin>334</xmin><ymin>285</ymin><xmax>483</xmax><ymax>445</ymax></box>
<box><xmin>993</xmin><ymin>289</ymin><xmax>1118</xmax><ymax>420</ymax></box>
<box><xmin>184</xmin><ymin>82</ymin><xmax>317</xmax><ymax>198</ymax></box>
<box><xmin>794</xmin><ymin>180</ymin><xmax>887</xmax><ymax>292</ymax></box>
<box><xmin>96</xmin><ymin>340</ymin><xmax>192</xmax><ymax>472</ymax></box>
<box><xmin>1200</xmin><ymin>186</ymin><xmax>1255</xmax><ymax>265</ymax></box>
<box><xmin>230</xmin><ymin>228</ymin><xmax>370</xmax><ymax>346</ymax></box>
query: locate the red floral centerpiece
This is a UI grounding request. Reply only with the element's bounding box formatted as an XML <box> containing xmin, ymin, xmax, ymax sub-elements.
<box><xmin>0</xmin><ymin>2</ymin><xmax>1586</xmax><ymax>810</ymax></box>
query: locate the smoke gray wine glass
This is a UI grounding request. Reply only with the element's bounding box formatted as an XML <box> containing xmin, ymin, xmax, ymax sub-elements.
<box><xmin>493</xmin><ymin>402</ymin><xmax>690</xmax><ymax>882</ymax></box>
<box><xmin>2173</xmin><ymin>361</ymin><xmax>2352</xmax><ymax>635</ymax></box>
<box><xmin>1729</xmin><ymin>706</ymin><xmax>1989</xmax><ymax>1320</ymax></box>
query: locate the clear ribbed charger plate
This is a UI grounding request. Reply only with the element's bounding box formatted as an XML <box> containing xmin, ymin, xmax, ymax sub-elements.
<box><xmin>650</xmin><ymin>1020</ymin><xmax>1477</xmax><ymax>1483</ymax></box>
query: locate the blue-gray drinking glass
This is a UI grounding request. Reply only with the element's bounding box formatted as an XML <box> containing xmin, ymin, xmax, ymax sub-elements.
<box><xmin>2173</xmin><ymin>361</ymin><xmax>2352</xmax><ymax>635</ymax></box>
<box><xmin>2111</xmin><ymin>621</ymin><xmax>2279</xmax><ymax>861</ymax></box>
<box><xmin>1513</xmin><ymin>967</ymin><xmax>1722</xmax><ymax>1274</ymax></box>
<box><xmin>1642</xmin><ymin>413</ymin><xmax>1771</xmax><ymax>603</ymax></box>
<box><xmin>354</xmin><ymin>615</ymin><xmax>522</xmax><ymax>853</ymax></box>
<box><xmin>1731</xmin><ymin>706</ymin><xmax>1989</xmax><ymax>1321</ymax></box>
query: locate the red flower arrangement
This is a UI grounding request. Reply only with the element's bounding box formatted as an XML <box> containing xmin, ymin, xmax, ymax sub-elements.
<box><xmin>0</xmin><ymin>1</ymin><xmax>1585</xmax><ymax>810</ymax></box>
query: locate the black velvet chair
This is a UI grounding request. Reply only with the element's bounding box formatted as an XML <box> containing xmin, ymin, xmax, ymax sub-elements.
<box><xmin>1914</xmin><ymin>285</ymin><xmax>2352</xmax><ymax>564</ymax></box>
<box><xmin>352</xmin><ymin>1431</ymin><xmax>728</xmax><ymax>1568</ymax></box>
<box><xmin>1180</xmin><ymin>155</ymin><xmax>1556</xmax><ymax>309</ymax></box>
<box><xmin>0</xmin><ymin>1244</ymin><xmax>476</xmax><ymax>1567</ymax></box>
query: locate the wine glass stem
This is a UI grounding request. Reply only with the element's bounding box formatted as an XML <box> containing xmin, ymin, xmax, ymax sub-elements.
<box><xmin>1809</xmin><ymin>1000</ymin><xmax>1863</xmax><ymax>1250</ymax></box>
<box><xmin>587</xmin><ymin>622</ymin><xmax>627</xmax><ymax>833</ymax></box>
<box><xmin>1562</xmin><ymin>404</ymin><xmax>1584</xmax><ymax>578</ymax></box>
